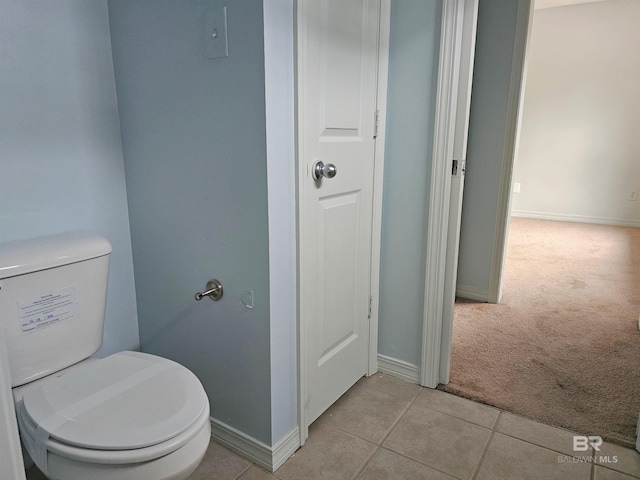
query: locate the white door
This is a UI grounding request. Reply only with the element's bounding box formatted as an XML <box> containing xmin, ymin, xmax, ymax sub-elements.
<box><xmin>298</xmin><ymin>0</ymin><xmax>381</xmax><ymax>427</ymax></box>
<box><xmin>440</xmin><ymin>0</ymin><xmax>479</xmax><ymax>384</ymax></box>
<box><xmin>421</xmin><ymin>0</ymin><xmax>479</xmax><ymax>388</ymax></box>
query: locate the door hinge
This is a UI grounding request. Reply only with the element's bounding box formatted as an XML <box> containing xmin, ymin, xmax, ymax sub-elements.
<box><xmin>368</xmin><ymin>295</ymin><xmax>373</xmax><ymax>319</ymax></box>
<box><xmin>373</xmin><ymin>110</ymin><xmax>380</xmax><ymax>139</ymax></box>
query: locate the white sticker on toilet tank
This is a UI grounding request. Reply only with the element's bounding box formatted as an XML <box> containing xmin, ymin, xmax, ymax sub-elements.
<box><xmin>17</xmin><ymin>286</ymin><xmax>78</xmax><ymax>334</ymax></box>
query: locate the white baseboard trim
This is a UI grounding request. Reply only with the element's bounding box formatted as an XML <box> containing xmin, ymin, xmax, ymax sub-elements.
<box><xmin>271</xmin><ymin>428</ymin><xmax>300</xmax><ymax>471</ymax></box>
<box><xmin>377</xmin><ymin>354</ymin><xmax>420</xmax><ymax>384</ymax></box>
<box><xmin>511</xmin><ymin>210</ymin><xmax>640</xmax><ymax>228</ymax></box>
<box><xmin>210</xmin><ymin>418</ymin><xmax>299</xmax><ymax>472</ymax></box>
<box><xmin>455</xmin><ymin>285</ymin><xmax>489</xmax><ymax>302</ymax></box>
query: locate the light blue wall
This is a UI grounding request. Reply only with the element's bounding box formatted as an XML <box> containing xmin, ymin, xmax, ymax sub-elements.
<box><xmin>108</xmin><ymin>0</ymin><xmax>273</xmax><ymax>444</ymax></box>
<box><xmin>0</xmin><ymin>0</ymin><xmax>139</xmax><ymax>356</ymax></box>
<box><xmin>378</xmin><ymin>0</ymin><xmax>441</xmax><ymax>367</ymax></box>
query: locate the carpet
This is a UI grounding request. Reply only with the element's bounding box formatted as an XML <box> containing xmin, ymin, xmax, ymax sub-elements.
<box><xmin>439</xmin><ymin>217</ymin><xmax>640</xmax><ymax>448</ymax></box>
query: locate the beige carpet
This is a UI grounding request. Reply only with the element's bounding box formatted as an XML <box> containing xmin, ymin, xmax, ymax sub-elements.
<box><xmin>439</xmin><ymin>217</ymin><xmax>640</xmax><ymax>448</ymax></box>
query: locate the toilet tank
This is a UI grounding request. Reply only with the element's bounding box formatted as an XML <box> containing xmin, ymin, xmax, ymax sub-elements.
<box><xmin>0</xmin><ymin>231</ymin><xmax>111</xmax><ymax>387</ymax></box>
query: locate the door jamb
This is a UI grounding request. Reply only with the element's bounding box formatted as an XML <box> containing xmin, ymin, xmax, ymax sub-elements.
<box><xmin>421</xmin><ymin>0</ymin><xmax>534</xmax><ymax>387</ymax></box>
<box><xmin>295</xmin><ymin>0</ymin><xmax>391</xmax><ymax>444</ymax></box>
<box><xmin>420</xmin><ymin>0</ymin><xmax>466</xmax><ymax>388</ymax></box>
<box><xmin>369</xmin><ymin>0</ymin><xmax>391</xmax><ymax>377</ymax></box>
<box><xmin>486</xmin><ymin>0</ymin><xmax>534</xmax><ymax>304</ymax></box>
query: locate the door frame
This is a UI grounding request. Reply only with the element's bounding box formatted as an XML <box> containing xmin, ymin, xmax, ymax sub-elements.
<box><xmin>438</xmin><ymin>0</ymin><xmax>479</xmax><ymax>386</ymax></box>
<box><xmin>295</xmin><ymin>0</ymin><xmax>391</xmax><ymax>444</ymax></box>
<box><xmin>420</xmin><ymin>0</ymin><xmax>472</xmax><ymax>388</ymax></box>
<box><xmin>0</xmin><ymin>328</ymin><xmax>26</xmax><ymax>480</ymax></box>
<box><xmin>486</xmin><ymin>0</ymin><xmax>534</xmax><ymax>305</ymax></box>
<box><xmin>421</xmin><ymin>0</ymin><xmax>534</xmax><ymax>387</ymax></box>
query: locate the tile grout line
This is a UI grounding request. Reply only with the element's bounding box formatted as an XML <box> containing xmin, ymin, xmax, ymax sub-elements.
<box><xmin>410</xmin><ymin>389</ymin><xmax>501</xmax><ymax>430</ymax></box>
<box><xmin>591</xmin><ymin>452</ymin><xmax>640</xmax><ymax>480</ymax></box>
<box><xmin>376</xmin><ymin>386</ymin><xmax>423</xmax><ymax>446</ymax></box>
<box><xmin>343</xmin><ymin>375</ymin><xmax>424</xmax><ymax>475</ymax></box>
<box><xmin>375</xmin><ymin>444</ymin><xmax>471</xmax><ymax>480</ymax></box>
<box><xmin>233</xmin><ymin>464</ymin><xmax>253</xmax><ymax>480</ymax></box>
<box><xmin>373</xmin><ymin>387</ymin><xmax>475</xmax><ymax>480</ymax></box>
<box><xmin>356</xmin><ymin>375</ymin><xmax>422</xmax><ymax>402</ymax></box>
<box><xmin>311</xmin><ymin>386</ymin><xmax>417</xmax><ymax>480</ymax></box>
<box><xmin>594</xmin><ymin>464</ymin><xmax>640</xmax><ymax>480</ymax></box>
<box><xmin>320</xmin><ymin>383</ymin><xmax>422</xmax><ymax>447</ymax></box>
<box><xmin>482</xmin><ymin>410</ymin><xmax>609</xmax><ymax>461</ymax></box>
<box><xmin>469</xmin><ymin>411</ymin><xmax>502</xmax><ymax>480</ymax></box>
<box><xmin>350</xmin><ymin>446</ymin><xmax>381</xmax><ymax>480</ymax></box>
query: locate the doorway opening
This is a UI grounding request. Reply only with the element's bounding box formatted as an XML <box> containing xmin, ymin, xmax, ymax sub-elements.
<box><xmin>444</xmin><ymin>0</ymin><xmax>640</xmax><ymax>447</ymax></box>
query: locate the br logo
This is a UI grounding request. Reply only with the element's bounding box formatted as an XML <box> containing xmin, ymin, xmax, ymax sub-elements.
<box><xmin>573</xmin><ymin>435</ymin><xmax>602</xmax><ymax>452</ymax></box>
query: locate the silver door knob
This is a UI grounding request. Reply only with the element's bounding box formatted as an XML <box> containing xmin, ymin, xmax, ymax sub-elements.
<box><xmin>312</xmin><ymin>160</ymin><xmax>337</xmax><ymax>181</ymax></box>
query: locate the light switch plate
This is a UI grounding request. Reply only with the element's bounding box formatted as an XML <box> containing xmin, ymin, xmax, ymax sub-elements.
<box><xmin>205</xmin><ymin>6</ymin><xmax>228</xmax><ymax>59</ymax></box>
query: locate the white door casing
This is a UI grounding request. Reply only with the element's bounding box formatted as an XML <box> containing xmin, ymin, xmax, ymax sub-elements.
<box><xmin>486</xmin><ymin>0</ymin><xmax>534</xmax><ymax>305</ymax></box>
<box><xmin>0</xmin><ymin>325</ymin><xmax>26</xmax><ymax>480</ymax></box>
<box><xmin>297</xmin><ymin>0</ymin><xmax>388</xmax><ymax>437</ymax></box>
<box><xmin>421</xmin><ymin>0</ymin><xmax>478</xmax><ymax>388</ymax></box>
<box><xmin>423</xmin><ymin>0</ymin><xmax>533</xmax><ymax>387</ymax></box>
<box><xmin>439</xmin><ymin>0</ymin><xmax>479</xmax><ymax>385</ymax></box>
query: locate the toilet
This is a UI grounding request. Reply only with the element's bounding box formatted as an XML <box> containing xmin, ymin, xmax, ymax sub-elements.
<box><xmin>0</xmin><ymin>231</ymin><xmax>211</xmax><ymax>480</ymax></box>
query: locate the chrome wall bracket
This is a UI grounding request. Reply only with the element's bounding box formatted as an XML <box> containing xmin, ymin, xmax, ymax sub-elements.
<box><xmin>194</xmin><ymin>279</ymin><xmax>223</xmax><ymax>301</ymax></box>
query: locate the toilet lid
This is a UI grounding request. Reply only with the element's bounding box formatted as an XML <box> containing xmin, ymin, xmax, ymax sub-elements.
<box><xmin>20</xmin><ymin>351</ymin><xmax>208</xmax><ymax>451</ymax></box>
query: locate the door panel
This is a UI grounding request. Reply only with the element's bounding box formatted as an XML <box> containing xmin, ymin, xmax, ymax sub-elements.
<box><xmin>440</xmin><ymin>0</ymin><xmax>479</xmax><ymax>384</ymax></box>
<box><xmin>298</xmin><ymin>0</ymin><xmax>380</xmax><ymax>426</ymax></box>
<box><xmin>321</xmin><ymin>0</ymin><xmax>367</xmax><ymax>133</ymax></box>
<box><xmin>319</xmin><ymin>191</ymin><xmax>359</xmax><ymax>360</ymax></box>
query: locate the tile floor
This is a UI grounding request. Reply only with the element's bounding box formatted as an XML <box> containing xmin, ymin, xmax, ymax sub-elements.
<box><xmin>26</xmin><ymin>373</ymin><xmax>640</xmax><ymax>480</ymax></box>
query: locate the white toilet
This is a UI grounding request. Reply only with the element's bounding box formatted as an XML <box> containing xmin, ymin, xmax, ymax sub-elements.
<box><xmin>0</xmin><ymin>231</ymin><xmax>211</xmax><ymax>480</ymax></box>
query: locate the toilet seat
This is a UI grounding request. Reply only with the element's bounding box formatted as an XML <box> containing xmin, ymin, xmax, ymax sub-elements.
<box><xmin>17</xmin><ymin>398</ymin><xmax>210</xmax><ymax>465</ymax></box>
<box><xmin>17</xmin><ymin>351</ymin><xmax>210</xmax><ymax>475</ymax></box>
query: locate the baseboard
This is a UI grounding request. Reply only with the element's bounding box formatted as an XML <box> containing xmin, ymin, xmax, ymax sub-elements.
<box><xmin>271</xmin><ymin>428</ymin><xmax>300</xmax><ymax>471</ymax></box>
<box><xmin>511</xmin><ymin>210</ymin><xmax>640</xmax><ymax>228</ymax></box>
<box><xmin>210</xmin><ymin>418</ymin><xmax>299</xmax><ymax>472</ymax></box>
<box><xmin>636</xmin><ymin>414</ymin><xmax>640</xmax><ymax>453</ymax></box>
<box><xmin>377</xmin><ymin>354</ymin><xmax>420</xmax><ymax>383</ymax></box>
<box><xmin>455</xmin><ymin>285</ymin><xmax>489</xmax><ymax>302</ymax></box>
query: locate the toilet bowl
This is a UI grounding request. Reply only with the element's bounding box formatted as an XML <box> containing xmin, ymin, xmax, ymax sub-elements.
<box><xmin>0</xmin><ymin>232</ymin><xmax>212</xmax><ymax>480</ymax></box>
<box><xmin>14</xmin><ymin>351</ymin><xmax>211</xmax><ymax>480</ymax></box>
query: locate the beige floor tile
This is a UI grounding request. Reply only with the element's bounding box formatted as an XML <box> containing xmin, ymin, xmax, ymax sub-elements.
<box><xmin>475</xmin><ymin>433</ymin><xmax>592</xmax><ymax>480</ymax></box>
<box><xmin>415</xmin><ymin>388</ymin><xmax>500</xmax><ymax>428</ymax></box>
<box><xmin>383</xmin><ymin>403</ymin><xmax>491</xmax><ymax>480</ymax></box>
<box><xmin>595</xmin><ymin>442</ymin><xmax>640</xmax><ymax>478</ymax></box>
<box><xmin>238</xmin><ymin>466</ymin><xmax>278</xmax><ymax>479</ymax></box>
<box><xmin>357</xmin><ymin>373</ymin><xmax>421</xmax><ymax>401</ymax></box>
<box><xmin>495</xmin><ymin>411</ymin><xmax>581</xmax><ymax>456</ymax></box>
<box><xmin>187</xmin><ymin>441</ymin><xmax>252</xmax><ymax>480</ymax></box>
<box><xmin>317</xmin><ymin>382</ymin><xmax>412</xmax><ymax>443</ymax></box>
<box><xmin>356</xmin><ymin>448</ymin><xmax>458</xmax><ymax>480</ymax></box>
<box><xmin>594</xmin><ymin>466</ymin><xmax>640</xmax><ymax>479</ymax></box>
<box><xmin>275</xmin><ymin>423</ymin><xmax>376</xmax><ymax>480</ymax></box>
